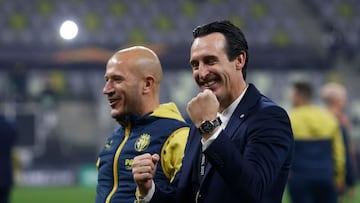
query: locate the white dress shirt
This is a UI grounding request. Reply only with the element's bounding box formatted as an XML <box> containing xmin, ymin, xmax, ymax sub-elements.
<box><xmin>201</xmin><ymin>85</ymin><xmax>248</xmax><ymax>150</ymax></box>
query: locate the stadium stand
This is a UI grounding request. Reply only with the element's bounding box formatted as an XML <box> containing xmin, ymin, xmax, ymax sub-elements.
<box><xmin>0</xmin><ymin>0</ymin><xmax>359</xmax><ymax>187</ymax></box>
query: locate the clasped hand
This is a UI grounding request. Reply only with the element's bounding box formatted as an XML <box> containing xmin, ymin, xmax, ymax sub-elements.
<box><xmin>187</xmin><ymin>89</ymin><xmax>219</xmax><ymax>128</ymax></box>
<box><xmin>132</xmin><ymin>153</ymin><xmax>159</xmax><ymax>197</ymax></box>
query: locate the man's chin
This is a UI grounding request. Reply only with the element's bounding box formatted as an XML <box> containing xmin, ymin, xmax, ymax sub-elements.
<box><xmin>111</xmin><ymin>110</ymin><xmax>123</xmax><ymax>119</ymax></box>
<box><xmin>110</xmin><ymin>111</ymin><xmax>118</xmax><ymax>118</ymax></box>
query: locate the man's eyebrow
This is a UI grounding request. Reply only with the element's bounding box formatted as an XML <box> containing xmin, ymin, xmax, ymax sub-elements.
<box><xmin>189</xmin><ymin>59</ymin><xmax>197</xmax><ymax>64</ymax></box>
<box><xmin>203</xmin><ymin>55</ymin><xmax>218</xmax><ymax>61</ymax></box>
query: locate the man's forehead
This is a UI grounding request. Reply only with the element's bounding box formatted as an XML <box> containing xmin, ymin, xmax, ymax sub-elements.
<box><xmin>191</xmin><ymin>36</ymin><xmax>225</xmax><ymax>58</ymax></box>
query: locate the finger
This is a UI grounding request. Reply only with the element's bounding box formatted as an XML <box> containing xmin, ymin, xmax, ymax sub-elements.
<box><xmin>152</xmin><ymin>154</ymin><xmax>160</xmax><ymax>164</ymax></box>
<box><xmin>133</xmin><ymin>165</ymin><xmax>154</xmax><ymax>174</ymax></box>
<box><xmin>203</xmin><ymin>89</ymin><xmax>212</xmax><ymax>94</ymax></box>
<box><xmin>133</xmin><ymin>159</ymin><xmax>155</xmax><ymax>171</ymax></box>
<box><xmin>133</xmin><ymin>171</ymin><xmax>154</xmax><ymax>182</ymax></box>
<box><xmin>203</xmin><ymin>89</ymin><xmax>218</xmax><ymax>101</ymax></box>
<box><xmin>134</xmin><ymin>153</ymin><xmax>152</xmax><ymax>161</ymax></box>
<box><xmin>133</xmin><ymin>153</ymin><xmax>152</xmax><ymax>166</ymax></box>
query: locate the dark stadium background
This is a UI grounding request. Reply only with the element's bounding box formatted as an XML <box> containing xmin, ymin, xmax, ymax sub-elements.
<box><xmin>0</xmin><ymin>0</ymin><xmax>359</xmax><ymax>202</ymax></box>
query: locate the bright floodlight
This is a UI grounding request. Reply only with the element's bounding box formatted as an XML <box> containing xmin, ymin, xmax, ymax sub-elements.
<box><xmin>59</xmin><ymin>20</ymin><xmax>78</xmax><ymax>40</ymax></box>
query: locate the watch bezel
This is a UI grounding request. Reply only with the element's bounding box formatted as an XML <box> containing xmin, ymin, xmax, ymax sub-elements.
<box><xmin>199</xmin><ymin>117</ymin><xmax>222</xmax><ymax>135</ymax></box>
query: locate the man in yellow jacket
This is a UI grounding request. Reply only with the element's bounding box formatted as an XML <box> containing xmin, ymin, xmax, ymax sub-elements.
<box><xmin>288</xmin><ymin>80</ymin><xmax>345</xmax><ymax>203</ymax></box>
<box><xmin>96</xmin><ymin>46</ymin><xmax>189</xmax><ymax>203</ymax></box>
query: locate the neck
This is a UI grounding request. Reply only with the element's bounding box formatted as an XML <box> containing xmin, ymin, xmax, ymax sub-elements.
<box><xmin>327</xmin><ymin>105</ymin><xmax>342</xmax><ymax>117</ymax></box>
<box><xmin>141</xmin><ymin>100</ymin><xmax>159</xmax><ymax>116</ymax></box>
<box><xmin>219</xmin><ymin>83</ymin><xmax>247</xmax><ymax>112</ymax></box>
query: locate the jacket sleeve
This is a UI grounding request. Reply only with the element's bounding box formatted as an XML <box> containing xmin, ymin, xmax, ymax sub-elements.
<box><xmin>205</xmin><ymin>105</ymin><xmax>293</xmax><ymax>201</ymax></box>
<box><xmin>149</xmin><ymin>127</ymin><xmax>190</xmax><ymax>203</ymax></box>
<box><xmin>161</xmin><ymin>126</ymin><xmax>190</xmax><ymax>182</ymax></box>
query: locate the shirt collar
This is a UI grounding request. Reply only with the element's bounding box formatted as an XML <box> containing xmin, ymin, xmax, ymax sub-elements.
<box><xmin>218</xmin><ymin>84</ymin><xmax>248</xmax><ymax>128</ymax></box>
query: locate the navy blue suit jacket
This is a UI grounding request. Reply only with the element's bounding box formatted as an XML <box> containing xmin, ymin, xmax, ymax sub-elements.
<box><xmin>151</xmin><ymin>84</ymin><xmax>294</xmax><ymax>203</ymax></box>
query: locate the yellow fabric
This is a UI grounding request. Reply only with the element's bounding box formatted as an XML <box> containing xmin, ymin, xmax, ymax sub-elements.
<box><xmin>150</xmin><ymin>102</ymin><xmax>190</xmax><ymax>182</ymax></box>
<box><xmin>161</xmin><ymin>127</ymin><xmax>189</xmax><ymax>182</ymax></box>
<box><xmin>96</xmin><ymin>157</ymin><xmax>100</xmax><ymax>169</ymax></box>
<box><xmin>289</xmin><ymin>105</ymin><xmax>345</xmax><ymax>184</ymax></box>
<box><xmin>150</xmin><ymin>102</ymin><xmax>186</xmax><ymax>122</ymax></box>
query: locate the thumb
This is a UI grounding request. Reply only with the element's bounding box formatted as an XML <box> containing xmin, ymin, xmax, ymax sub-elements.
<box><xmin>203</xmin><ymin>89</ymin><xmax>213</xmax><ymax>94</ymax></box>
<box><xmin>151</xmin><ymin>154</ymin><xmax>160</xmax><ymax>175</ymax></box>
<box><xmin>152</xmin><ymin>154</ymin><xmax>160</xmax><ymax>164</ymax></box>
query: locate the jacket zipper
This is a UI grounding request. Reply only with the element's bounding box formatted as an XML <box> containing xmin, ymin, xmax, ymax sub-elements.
<box><xmin>105</xmin><ymin>123</ymin><xmax>131</xmax><ymax>203</ymax></box>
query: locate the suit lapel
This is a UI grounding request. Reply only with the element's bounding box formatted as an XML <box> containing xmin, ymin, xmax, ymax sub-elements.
<box><xmin>223</xmin><ymin>84</ymin><xmax>261</xmax><ymax>140</ymax></box>
<box><xmin>201</xmin><ymin>84</ymin><xmax>262</xmax><ymax>183</ymax></box>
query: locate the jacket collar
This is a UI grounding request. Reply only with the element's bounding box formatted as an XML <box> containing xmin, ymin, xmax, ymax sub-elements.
<box><xmin>117</xmin><ymin>102</ymin><xmax>185</xmax><ymax>126</ymax></box>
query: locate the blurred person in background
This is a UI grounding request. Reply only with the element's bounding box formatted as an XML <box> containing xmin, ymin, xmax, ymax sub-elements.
<box><xmin>9</xmin><ymin>63</ymin><xmax>27</xmax><ymax>106</ymax></box>
<box><xmin>132</xmin><ymin>20</ymin><xmax>294</xmax><ymax>203</ymax></box>
<box><xmin>322</xmin><ymin>22</ymin><xmax>355</xmax><ymax>65</ymax></box>
<box><xmin>35</xmin><ymin>79</ymin><xmax>60</xmax><ymax>157</ymax></box>
<box><xmin>95</xmin><ymin>46</ymin><xmax>190</xmax><ymax>203</ymax></box>
<box><xmin>0</xmin><ymin>114</ymin><xmax>17</xmax><ymax>203</ymax></box>
<box><xmin>321</xmin><ymin>82</ymin><xmax>357</xmax><ymax>201</ymax></box>
<box><xmin>288</xmin><ymin>80</ymin><xmax>345</xmax><ymax>203</ymax></box>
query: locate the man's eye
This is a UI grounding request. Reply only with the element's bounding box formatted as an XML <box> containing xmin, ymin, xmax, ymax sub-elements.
<box><xmin>191</xmin><ymin>63</ymin><xmax>199</xmax><ymax>70</ymax></box>
<box><xmin>206</xmin><ymin>59</ymin><xmax>216</xmax><ymax>65</ymax></box>
<box><xmin>113</xmin><ymin>76</ymin><xmax>123</xmax><ymax>82</ymax></box>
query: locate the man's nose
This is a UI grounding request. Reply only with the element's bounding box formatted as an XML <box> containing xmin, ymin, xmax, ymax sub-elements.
<box><xmin>103</xmin><ymin>82</ymin><xmax>114</xmax><ymax>95</ymax></box>
<box><xmin>198</xmin><ymin>63</ymin><xmax>209</xmax><ymax>78</ymax></box>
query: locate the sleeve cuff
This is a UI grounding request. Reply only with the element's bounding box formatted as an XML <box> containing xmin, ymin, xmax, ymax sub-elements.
<box><xmin>135</xmin><ymin>181</ymin><xmax>155</xmax><ymax>203</ymax></box>
<box><xmin>201</xmin><ymin>127</ymin><xmax>222</xmax><ymax>151</ymax></box>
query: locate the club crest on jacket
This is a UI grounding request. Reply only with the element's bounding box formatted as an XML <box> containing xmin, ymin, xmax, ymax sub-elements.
<box><xmin>135</xmin><ymin>133</ymin><xmax>151</xmax><ymax>152</ymax></box>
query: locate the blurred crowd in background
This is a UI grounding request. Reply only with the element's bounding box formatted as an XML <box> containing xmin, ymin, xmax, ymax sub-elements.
<box><xmin>0</xmin><ymin>0</ymin><xmax>360</xmax><ymax>192</ymax></box>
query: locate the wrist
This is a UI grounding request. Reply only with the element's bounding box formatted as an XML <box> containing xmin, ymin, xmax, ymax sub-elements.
<box><xmin>136</xmin><ymin>188</ymin><xmax>145</xmax><ymax>199</ymax></box>
<box><xmin>198</xmin><ymin>117</ymin><xmax>222</xmax><ymax>135</ymax></box>
<box><xmin>135</xmin><ymin>181</ymin><xmax>155</xmax><ymax>203</ymax></box>
<box><xmin>136</xmin><ymin>187</ymin><xmax>148</xmax><ymax>198</ymax></box>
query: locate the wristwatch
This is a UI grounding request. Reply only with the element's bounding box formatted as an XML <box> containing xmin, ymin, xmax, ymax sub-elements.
<box><xmin>198</xmin><ymin>117</ymin><xmax>222</xmax><ymax>135</ymax></box>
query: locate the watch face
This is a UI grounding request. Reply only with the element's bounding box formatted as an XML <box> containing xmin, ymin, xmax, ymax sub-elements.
<box><xmin>201</xmin><ymin>120</ymin><xmax>214</xmax><ymax>134</ymax></box>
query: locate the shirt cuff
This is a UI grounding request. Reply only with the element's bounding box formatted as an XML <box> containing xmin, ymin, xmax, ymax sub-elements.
<box><xmin>201</xmin><ymin>127</ymin><xmax>222</xmax><ymax>151</ymax></box>
<box><xmin>135</xmin><ymin>181</ymin><xmax>155</xmax><ymax>203</ymax></box>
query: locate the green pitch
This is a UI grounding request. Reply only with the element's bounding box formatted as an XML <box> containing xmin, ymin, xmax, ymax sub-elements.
<box><xmin>282</xmin><ymin>182</ymin><xmax>360</xmax><ymax>203</ymax></box>
<box><xmin>11</xmin><ymin>182</ymin><xmax>360</xmax><ymax>203</ymax></box>
<box><xmin>11</xmin><ymin>186</ymin><xmax>96</xmax><ymax>203</ymax></box>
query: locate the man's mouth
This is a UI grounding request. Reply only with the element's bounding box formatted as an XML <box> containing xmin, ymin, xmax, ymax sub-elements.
<box><xmin>108</xmin><ymin>98</ymin><xmax>119</xmax><ymax>107</ymax></box>
<box><xmin>203</xmin><ymin>80</ymin><xmax>216</xmax><ymax>87</ymax></box>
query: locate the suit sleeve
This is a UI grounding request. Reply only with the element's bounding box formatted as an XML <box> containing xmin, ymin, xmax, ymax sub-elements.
<box><xmin>205</xmin><ymin>105</ymin><xmax>293</xmax><ymax>201</ymax></box>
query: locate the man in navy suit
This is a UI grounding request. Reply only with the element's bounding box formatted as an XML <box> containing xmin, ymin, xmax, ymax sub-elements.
<box><xmin>132</xmin><ymin>20</ymin><xmax>294</xmax><ymax>203</ymax></box>
<box><xmin>0</xmin><ymin>114</ymin><xmax>17</xmax><ymax>203</ymax></box>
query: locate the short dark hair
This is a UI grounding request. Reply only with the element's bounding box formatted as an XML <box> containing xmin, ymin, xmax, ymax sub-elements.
<box><xmin>192</xmin><ymin>20</ymin><xmax>249</xmax><ymax>80</ymax></box>
<box><xmin>292</xmin><ymin>81</ymin><xmax>313</xmax><ymax>100</ymax></box>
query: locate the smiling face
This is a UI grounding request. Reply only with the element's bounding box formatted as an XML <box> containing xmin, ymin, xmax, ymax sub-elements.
<box><xmin>103</xmin><ymin>55</ymin><xmax>143</xmax><ymax>119</ymax></box>
<box><xmin>103</xmin><ymin>47</ymin><xmax>163</xmax><ymax>120</ymax></box>
<box><xmin>190</xmin><ymin>32</ymin><xmax>247</xmax><ymax>111</ymax></box>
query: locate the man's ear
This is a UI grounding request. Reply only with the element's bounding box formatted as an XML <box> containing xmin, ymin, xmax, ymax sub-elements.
<box><xmin>143</xmin><ymin>76</ymin><xmax>155</xmax><ymax>93</ymax></box>
<box><xmin>235</xmin><ymin>51</ymin><xmax>246</xmax><ymax>70</ymax></box>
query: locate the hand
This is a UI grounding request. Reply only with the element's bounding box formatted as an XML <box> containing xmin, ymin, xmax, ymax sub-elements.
<box><xmin>187</xmin><ymin>89</ymin><xmax>219</xmax><ymax>128</ymax></box>
<box><xmin>335</xmin><ymin>181</ymin><xmax>345</xmax><ymax>193</ymax></box>
<box><xmin>132</xmin><ymin>153</ymin><xmax>160</xmax><ymax>197</ymax></box>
